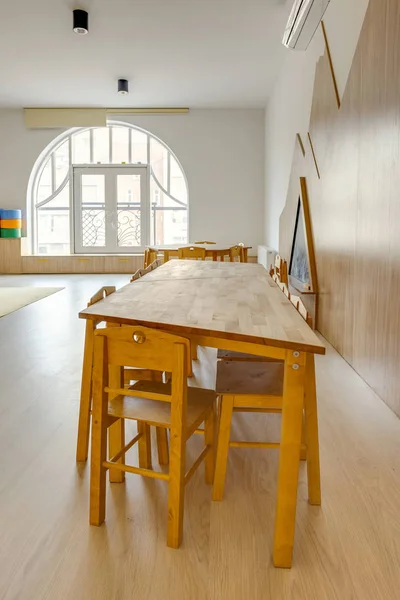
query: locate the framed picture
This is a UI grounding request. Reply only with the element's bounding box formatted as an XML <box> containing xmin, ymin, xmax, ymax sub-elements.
<box><xmin>288</xmin><ymin>177</ymin><xmax>317</xmax><ymax>293</ymax></box>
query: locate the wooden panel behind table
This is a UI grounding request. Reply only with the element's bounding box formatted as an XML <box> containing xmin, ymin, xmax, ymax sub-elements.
<box><xmin>280</xmin><ymin>0</ymin><xmax>400</xmax><ymax>415</ymax></box>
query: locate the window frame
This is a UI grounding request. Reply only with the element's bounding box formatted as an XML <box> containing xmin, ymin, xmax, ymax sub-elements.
<box><xmin>29</xmin><ymin>120</ymin><xmax>189</xmax><ymax>255</ymax></box>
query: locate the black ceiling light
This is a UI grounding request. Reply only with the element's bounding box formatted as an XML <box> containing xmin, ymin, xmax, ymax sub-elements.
<box><xmin>73</xmin><ymin>9</ymin><xmax>89</xmax><ymax>35</ymax></box>
<box><xmin>118</xmin><ymin>79</ymin><xmax>129</xmax><ymax>95</ymax></box>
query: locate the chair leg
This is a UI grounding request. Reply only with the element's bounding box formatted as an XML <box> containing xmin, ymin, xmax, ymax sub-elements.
<box><xmin>76</xmin><ymin>321</ymin><xmax>94</xmax><ymax>462</ymax></box>
<box><xmin>156</xmin><ymin>427</ymin><xmax>169</xmax><ymax>465</ymax></box>
<box><xmin>212</xmin><ymin>394</ymin><xmax>234</xmax><ymax>501</ymax></box>
<box><xmin>204</xmin><ymin>404</ymin><xmax>216</xmax><ymax>484</ymax></box>
<box><xmin>108</xmin><ymin>365</ymin><xmax>125</xmax><ymax>483</ymax></box>
<box><xmin>167</xmin><ymin>426</ymin><xmax>186</xmax><ymax>548</ymax></box>
<box><xmin>304</xmin><ymin>354</ymin><xmax>321</xmax><ymax>506</ymax></box>
<box><xmin>138</xmin><ymin>422</ymin><xmax>153</xmax><ymax>469</ymax></box>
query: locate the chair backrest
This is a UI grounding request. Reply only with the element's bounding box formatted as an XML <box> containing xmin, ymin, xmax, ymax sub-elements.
<box><xmin>178</xmin><ymin>246</ymin><xmax>207</xmax><ymax>260</ymax></box>
<box><xmin>271</xmin><ymin>254</ymin><xmax>288</xmax><ymax>285</ymax></box>
<box><xmin>88</xmin><ymin>286</ymin><xmax>116</xmax><ymax>307</ymax></box>
<box><xmin>278</xmin><ymin>281</ymin><xmax>290</xmax><ymax>299</ymax></box>
<box><xmin>131</xmin><ymin>258</ymin><xmax>162</xmax><ymax>282</ymax></box>
<box><xmin>130</xmin><ymin>269</ymin><xmax>142</xmax><ymax>283</ymax></box>
<box><xmin>194</xmin><ymin>241</ymin><xmax>216</xmax><ymax>244</ymax></box>
<box><xmin>144</xmin><ymin>248</ymin><xmax>158</xmax><ymax>268</ymax></box>
<box><xmin>93</xmin><ymin>326</ymin><xmax>190</xmax><ymax>410</ymax></box>
<box><xmin>290</xmin><ymin>295</ymin><xmax>313</xmax><ymax>328</ymax></box>
<box><xmin>150</xmin><ymin>258</ymin><xmax>163</xmax><ymax>270</ymax></box>
<box><xmin>229</xmin><ymin>245</ymin><xmax>244</xmax><ymax>263</ymax></box>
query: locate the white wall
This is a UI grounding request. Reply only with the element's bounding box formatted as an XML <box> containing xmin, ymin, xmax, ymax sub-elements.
<box><xmin>264</xmin><ymin>0</ymin><xmax>370</xmax><ymax>250</ymax></box>
<box><xmin>0</xmin><ymin>109</ymin><xmax>265</xmax><ymax>253</ymax></box>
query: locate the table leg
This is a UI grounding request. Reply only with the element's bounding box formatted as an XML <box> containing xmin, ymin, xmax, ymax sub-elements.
<box><xmin>273</xmin><ymin>350</ymin><xmax>306</xmax><ymax>568</ymax></box>
<box><xmin>76</xmin><ymin>319</ymin><xmax>95</xmax><ymax>462</ymax></box>
<box><xmin>212</xmin><ymin>252</ymin><xmax>217</xmax><ymax>262</ymax></box>
<box><xmin>304</xmin><ymin>353</ymin><xmax>321</xmax><ymax>505</ymax></box>
<box><xmin>243</xmin><ymin>248</ymin><xmax>248</xmax><ymax>263</ymax></box>
<box><xmin>108</xmin><ymin>364</ymin><xmax>125</xmax><ymax>483</ymax></box>
<box><xmin>164</xmin><ymin>251</ymin><xmax>170</xmax><ymax>263</ymax></box>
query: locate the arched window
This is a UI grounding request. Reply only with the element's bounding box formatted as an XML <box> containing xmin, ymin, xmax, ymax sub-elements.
<box><xmin>29</xmin><ymin>121</ymin><xmax>188</xmax><ymax>255</ymax></box>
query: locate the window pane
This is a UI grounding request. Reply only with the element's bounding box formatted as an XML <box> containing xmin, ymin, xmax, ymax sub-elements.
<box><xmin>150</xmin><ymin>138</ymin><xmax>168</xmax><ymax>189</ymax></box>
<box><xmin>150</xmin><ymin>207</ymin><xmax>188</xmax><ymax>246</ymax></box>
<box><xmin>112</xmin><ymin>127</ymin><xmax>129</xmax><ymax>164</ymax></box>
<box><xmin>37</xmin><ymin>158</ymin><xmax>52</xmax><ymax>203</ymax></box>
<box><xmin>54</xmin><ymin>140</ymin><xmax>70</xmax><ymax>188</ymax></box>
<box><xmin>92</xmin><ymin>128</ymin><xmax>110</xmax><ymax>164</ymax></box>
<box><xmin>170</xmin><ymin>156</ymin><xmax>187</xmax><ymax>204</ymax></box>
<box><xmin>37</xmin><ymin>185</ymin><xmax>70</xmax><ymax>255</ymax></box>
<box><xmin>81</xmin><ymin>174</ymin><xmax>105</xmax><ymax>247</ymax></box>
<box><xmin>72</xmin><ymin>130</ymin><xmax>90</xmax><ymax>164</ymax></box>
<box><xmin>117</xmin><ymin>174</ymin><xmax>141</xmax><ymax>247</ymax></box>
<box><xmin>150</xmin><ymin>175</ymin><xmax>179</xmax><ymax>208</ymax></box>
<box><xmin>131</xmin><ymin>129</ymin><xmax>147</xmax><ymax>164</ymax></box>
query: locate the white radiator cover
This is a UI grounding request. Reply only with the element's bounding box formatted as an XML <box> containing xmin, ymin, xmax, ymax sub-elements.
<box><xmin>257</xmin><ymin>245</ymin><xmax>277</xmax><ymax>270</ymax></box>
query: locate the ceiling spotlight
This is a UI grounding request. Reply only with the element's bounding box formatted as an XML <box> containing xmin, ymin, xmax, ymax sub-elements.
<box><xmin>118</xmin><ymin>79</ymin><xmax>129</xmax><ymax>95</ymax></box>
<box><xmin>73</xmin><ymin>9</ymin><xmax>89</xmax><ymax>35</ymax></box>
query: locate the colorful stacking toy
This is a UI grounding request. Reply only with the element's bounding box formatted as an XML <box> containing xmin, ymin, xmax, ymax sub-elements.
<box><xmin>0</xmin><ymin>209</ymin><xmax>22</xmax><ymax>238</ymax></box>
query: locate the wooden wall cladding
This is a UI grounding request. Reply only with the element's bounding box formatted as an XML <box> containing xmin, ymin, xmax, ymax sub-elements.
<box><xmin>280</xmin><ymin>0</ymin><xmax>400</xmax><ymax>416</ymax></box>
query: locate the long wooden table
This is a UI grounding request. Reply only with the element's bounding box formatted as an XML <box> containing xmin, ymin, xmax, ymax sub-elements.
<box><xmin>79</xmin><ymin>260</ymin><xmax>325</xmax><ymax>567</ymax></box>
<box><xmin>149</xmin><ymin>243</ymin><xmax>252</xmax><ymax>262</ymax></box>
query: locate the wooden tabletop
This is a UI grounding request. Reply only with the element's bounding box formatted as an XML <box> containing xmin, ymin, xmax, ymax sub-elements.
<box><xmin>80</xmin><ymin>262</ymin><xmax>325</xmax><ymax>355</ymax></box>
<box><xmin>140</xmin><ymin>259</ymin><xmax>266</xmax><ymax>281</ymax></box>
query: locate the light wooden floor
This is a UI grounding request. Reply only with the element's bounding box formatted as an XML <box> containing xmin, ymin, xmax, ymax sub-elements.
<box><xmin>0</xmin><ymin>274</ymin><xmax>400</xmax><ymax>600</ymax></box>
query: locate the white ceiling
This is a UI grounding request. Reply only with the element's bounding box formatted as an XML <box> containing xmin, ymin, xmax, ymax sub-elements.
<box><xmin>0</xmin><ymin>0</ymin><xmax>291</xmax><ymax>108</ymax></box>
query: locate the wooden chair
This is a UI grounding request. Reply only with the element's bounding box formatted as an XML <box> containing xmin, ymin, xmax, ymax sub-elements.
<box><xmin>144</xmin><ymin>248</ymin><xmax>158</xmax><ymax>268</ymax></box>
<box><xmin>76</xmin><ymin>286</ymin><xmax>167</xmax><ymax>466</ymax></box>
<box><xmin>178</xmin><ymin>246</ymin><xmax>207</xmax><ymax>260</ymax></box>
<box><xmin>131</xmin><ymin>258</ymin><xmax>163</xmax><ymax>282</ymax></box>
<box><xmin>290</xmin><ymin>295</ymin><xmax>313</xmax><ymax>327</ymax></box>
<box><xmin>212</xmin><ymin>299</ymin><xmax>320</xmax><ymax>508</ymax></box>
<box><xmin>90</xmin><ymin>325</ymin><xmax>217</xmax><ymax>548</ymax></box>
<box><xmin>270</xmin><ymin>255</ymin><xmax>289</xmax><ymax>285</ymax></box>
<box><xmin>130</xmin><ymin>269</ymin><xmax>142</xmax><ymax>282</ymax></box>
<box><xmin>278</xmin><ymin>281</ymin><xmax>290</xmax><ymax>299</ymax></box>
<box><xmin>229</xmin><ymin>245</ymin><xmax>244</xmax><ymax>263</ymax></box>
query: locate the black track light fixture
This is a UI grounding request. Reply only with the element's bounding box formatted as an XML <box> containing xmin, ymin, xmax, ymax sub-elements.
<box><xmin>73</xmin><ymin>9</ymin><xmax>89</xmax><ymax>35</ymax></box>
<box><xmin>118</xmin><ymin>79</ymin><xmax>129</xmax><ymax>95</ymax></box>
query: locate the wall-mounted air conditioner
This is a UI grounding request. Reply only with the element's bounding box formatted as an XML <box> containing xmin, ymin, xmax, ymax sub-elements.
<box><xmin>282</xmin><ymin>0</ymin><xmax>330</xmax><ymax>51</ymax></box>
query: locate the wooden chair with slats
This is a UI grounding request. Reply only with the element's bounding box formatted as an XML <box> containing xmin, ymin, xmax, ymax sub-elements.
<box><xmin>76</xmin><ymin>286</ymin><xmax>168</xmax><ymax>467</ymax></box>
<box><xmin>278</xmin><ymin>281</ymin><xmax>290</xmax><ymax>299</ymax></box>
<box><xmin>229</xmin><ymin>245</ymin><xmax>245</xmax><ymax>263</ymax></box>
<box><xmin>130</xmin><ymin>269</ymin><xmax>142</xmax><ymax>282</ymax></box>
<box><xmin>270</xmin><ymin>254</ymin><xmax>289</xmax><ymax>286</ymax></box>
<box><xmin>144</xmin><ymin>248</ymin><xmax>158</xmax><ymax>269</ymax></box>
<box><xmin>178</xmin><ymin>246</ymin><xmax>207</xmax><ymax>260</ymax></box>
<box><xmin>130</xmin><ymin>258</ymin><xmax>162</xmax><ymax>282</ymax></box>
<box><xmin>212</xmin><ymin>297</ymin><xmax>320</xmax><ymax>509</ymax></box>
<box><xmin>90</xmin><ymin>325</ymin><xmax>217</xmax><ymax>548</ymax></box>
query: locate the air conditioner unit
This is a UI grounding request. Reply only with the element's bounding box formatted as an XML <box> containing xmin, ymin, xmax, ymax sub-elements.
<box><xmin>282</xmin><ymin>0</ymin><xmax>330</xmax><ymax>51</ymax></box>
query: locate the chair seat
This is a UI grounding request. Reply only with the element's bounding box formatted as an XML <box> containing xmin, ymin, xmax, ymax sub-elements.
<box><xmin>109</xmin><ymin>380</ymin><xmax>215</xmax><ymax>432</ymax></box>
<box><xmin>216</xmin><ymin>349</ymin><xmax>282</xmax><ymax>362</ymax></box>
<box><xmin>216</xmin><ymin>360</ymin><xmax>284</xmax><ymax>397</ymax></box>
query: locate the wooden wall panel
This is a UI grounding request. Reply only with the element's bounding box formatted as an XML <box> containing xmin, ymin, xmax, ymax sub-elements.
<box><xmin>280</xmin><ymin>0</ymin><xmax>400</xmax><ymax>416</ymax></box>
